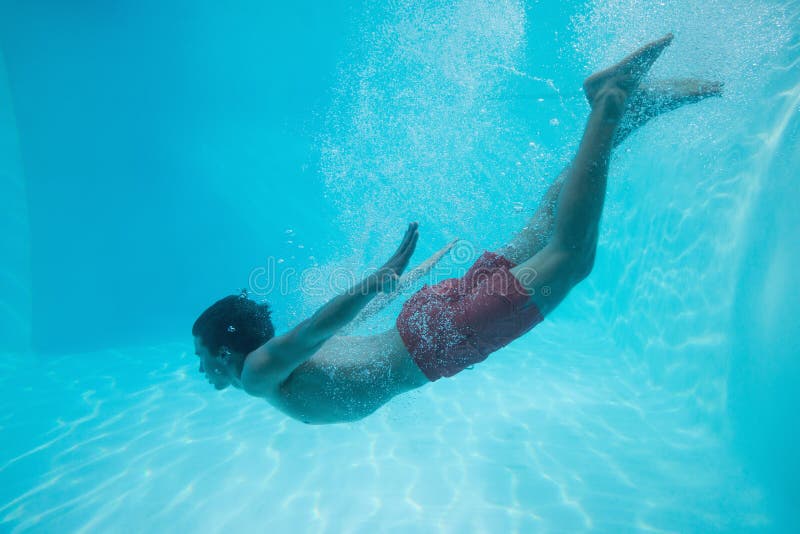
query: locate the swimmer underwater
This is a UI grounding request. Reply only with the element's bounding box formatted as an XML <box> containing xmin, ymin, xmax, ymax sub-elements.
<box><xmin>192</xmin><ymin>35</ymin><xmax>722</xmax><ymax>424</ymax></box>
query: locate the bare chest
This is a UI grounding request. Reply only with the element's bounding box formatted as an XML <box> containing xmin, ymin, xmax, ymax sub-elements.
<box><xmin>269</xmin><ymin>332</ymin><xmax>406</xmax><ymax>423</ymax></box>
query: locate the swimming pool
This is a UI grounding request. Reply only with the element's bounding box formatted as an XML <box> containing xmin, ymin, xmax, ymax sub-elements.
<box><xmin>1</xmin><ymin>0</ymin><xmax>797</xmax><ymax>531</ymax></box>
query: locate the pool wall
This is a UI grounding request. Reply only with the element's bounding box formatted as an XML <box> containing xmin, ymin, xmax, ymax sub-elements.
<box><xmin>0</xmin><ymin>49</ymin><xmax>31</xmax><ymax>354</ymax></box>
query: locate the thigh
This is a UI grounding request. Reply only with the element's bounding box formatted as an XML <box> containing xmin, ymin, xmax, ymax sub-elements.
<box><xmin>497</xmin><ymin>209</ymin><xmax>553</xmax><ymax>266</ymax></box>
<box><xmin>508</xmin><ymin>242</ymin><xmax>578</xmax><ymax>317</ymax></box>
<box><xmin>497</xmin><ymin>170</ymin><xmax>567</xmax><ymax>265</ymax></box>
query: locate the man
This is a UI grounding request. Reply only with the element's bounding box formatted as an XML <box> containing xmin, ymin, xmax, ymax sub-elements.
<box><xmin>193</xmin><ymin>35</ymin><xmax>721</xmax><ymax>424</ymax></box>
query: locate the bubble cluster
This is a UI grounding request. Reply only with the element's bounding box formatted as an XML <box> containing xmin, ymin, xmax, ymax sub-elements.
<box><xmin>320</xmin><ymin>0</ymin><xmax>533</xmax><ymax>265</ymax></box>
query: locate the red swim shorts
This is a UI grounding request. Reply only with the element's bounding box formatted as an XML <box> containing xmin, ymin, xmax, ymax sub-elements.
<box><xmin>396</xmin><ymin>251</ymin><xmax>544</xmax><ymax>381</ymax></box>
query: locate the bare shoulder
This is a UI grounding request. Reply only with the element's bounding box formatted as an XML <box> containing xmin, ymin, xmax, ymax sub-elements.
<box><xmin>241</xmin><ymin>344</ymin><xmax>284</xmax><ymax>396</ymax></box>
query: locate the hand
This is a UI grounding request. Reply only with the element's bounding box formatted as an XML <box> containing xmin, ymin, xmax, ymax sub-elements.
<box><xmin>372</xmin><ymin>222</ymin><xmax>419</xmax><ymax>293</ymax></box>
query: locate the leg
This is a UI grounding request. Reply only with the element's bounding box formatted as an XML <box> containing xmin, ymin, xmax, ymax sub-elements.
<box><xmin>498</xmin><ymin>167</ymin><xmax>567</xmax><ymax>265</ymax></box>
<box><xmin>499</xmin><ymin>77</ymin><xmax>722</xmax><ymax>266</ymax></box>
<box><xmin>509</xmin><ymin>34</ymin><xmax>674</xmax><ymax>316</ymax></box>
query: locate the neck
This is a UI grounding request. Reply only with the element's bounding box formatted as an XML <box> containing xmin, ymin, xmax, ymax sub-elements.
<box><xmin>228</xmin><ymin>354</ymin><xmax>247</xmax><ymax>388</ymax></box>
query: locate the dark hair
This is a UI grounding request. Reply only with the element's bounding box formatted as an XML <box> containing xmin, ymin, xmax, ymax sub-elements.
<box><xmin>192</xmin><ymin>294</ymin><xmax>275</xmax><ymax>356</ymax></box>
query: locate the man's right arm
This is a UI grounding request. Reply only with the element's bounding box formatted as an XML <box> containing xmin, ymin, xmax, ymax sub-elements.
<box><xmin>241</xmin><ymin>223</ymin><xmax>419</xmax><ymax>395</ymax></box>
<box><xmin>241</xmin><ymin>276</ymin><xmax>380</xmax><ymax>395</ymax></box>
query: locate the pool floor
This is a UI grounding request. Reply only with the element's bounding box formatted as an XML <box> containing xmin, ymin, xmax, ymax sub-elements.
<box><xmin>0</xmin><ymin>321</ymin><xmax>767</xmax><ymax>532</ymax></box>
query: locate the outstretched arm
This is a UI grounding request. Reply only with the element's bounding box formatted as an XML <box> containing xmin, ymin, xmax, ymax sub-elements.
<box><xmin>243</xmin><ymin>223</ymin><xmax>419</xmax><ymax>389</ymax></box>
<box><xmin>341</xmin><ymin>238</ymin><xmax>458</xmax><ymax>334</ymax></box>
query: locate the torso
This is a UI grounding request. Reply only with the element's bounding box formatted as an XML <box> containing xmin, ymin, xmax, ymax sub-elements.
<box><xmin>262</xmin><ymin>328</ymin><xmax>428</xmax><ymax>424</ymax></box>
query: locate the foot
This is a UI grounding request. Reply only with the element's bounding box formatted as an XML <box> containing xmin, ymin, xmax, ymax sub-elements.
<box><xmin>583</xmin><ymin>33</ymin><xmax>675</xmax><ymax>108</ymax></box>
<box><xmin>630</xmin><ymin>79</ymin><xmax>723</xmax><ymax>114</ymax></box>
<box><xmin>613</xmin><ymin>78</ymin><xmax>723</xmax><ymax>144</ymax></box>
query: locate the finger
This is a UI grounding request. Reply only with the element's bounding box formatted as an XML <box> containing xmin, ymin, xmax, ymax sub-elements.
<box><xmin>399</xmin><ymin>231</ymin><xmax>419</xmax><ymax>266</ymax></box>
<box><xmin>402</xmin><ymin>222</ymin><xmax>417</xmax><ymax>240</ymax></box>
<box><xmin>408</xmin><ymin>230</ymin><xmax>419</xmax><ymax>254</ymax></box>
<box><xmin>395</xmin><ymin>223</ymin><xmax>416</xmax><ymax>256</ymax></box>
<box><xmin>386</xmin><ymin>228</ymin><xmax>410</xmax><ymax>263</ymax></box>
<box><xmin>401</xmin><ymin>224</ymin><xmax>414</xmax><ymax>248</ymax></box>
<box><xmin>394</xmin><ymin>224</ymin><xmax>413</xmax><ymax>255</ymax></box>
<box><xmin>388</xmin><ymin>223</ymin><xmax>418</xmax><ymax>267</ymax></box>
<box><xmin>402</xmin><ymin>222</ymin><xmax>417</xmax><ymax>246</ymax></box>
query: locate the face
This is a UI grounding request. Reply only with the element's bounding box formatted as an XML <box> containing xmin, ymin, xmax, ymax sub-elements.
<box><xmin>193</xmin><ymin>337</ymin><xmax>236</xmax><ymax>390</ymax></box>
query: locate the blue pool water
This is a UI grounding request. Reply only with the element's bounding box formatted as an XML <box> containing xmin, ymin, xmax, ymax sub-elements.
<box><xmin>1</xmin><ymin>1</ymin><xmax>798</xmax><ymax>532</ymax></box>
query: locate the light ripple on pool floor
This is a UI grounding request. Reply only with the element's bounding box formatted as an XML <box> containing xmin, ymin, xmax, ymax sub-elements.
<box><xmin>0</xmin><ymin>321</ymin><xmax>768</xmax><ymax>533</ymax></box>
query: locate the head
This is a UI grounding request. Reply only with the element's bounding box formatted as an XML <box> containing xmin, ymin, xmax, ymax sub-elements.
<box><xmin>192</xmin><ymin>291</ymin><xmax>275</xmax><ymax>390</ymax></box>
